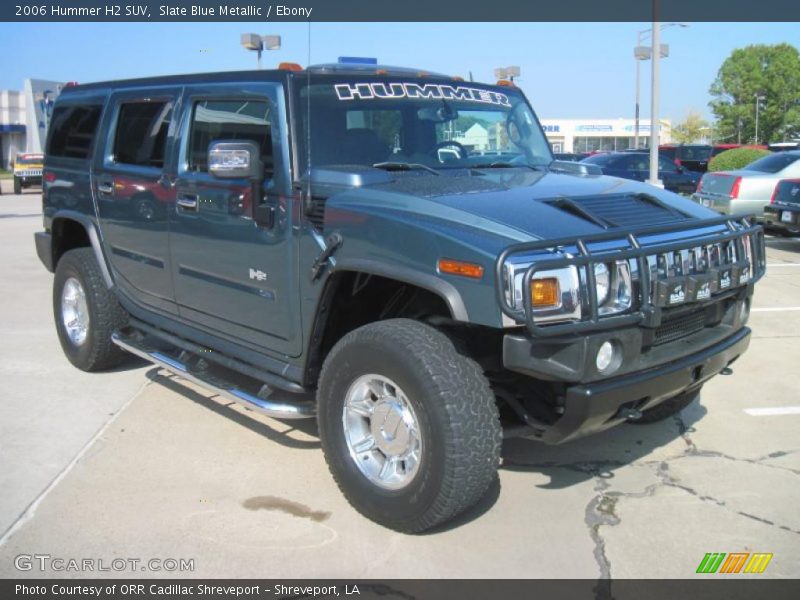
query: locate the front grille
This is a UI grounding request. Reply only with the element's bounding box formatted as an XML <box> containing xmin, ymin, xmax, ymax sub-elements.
<box><xmin>19</xmin><ymin>169</ymin><xmax>42</xmax><ymax>177</ymax></box>
<box><xmin>641</xmin><ymin>236</ymin><xmax>752</xmax><ymax>308</ymax></box>
<box><xmin>653</xmin><ymin>311</ymin><xmax>706</xmax><ymax>346</ymax></box>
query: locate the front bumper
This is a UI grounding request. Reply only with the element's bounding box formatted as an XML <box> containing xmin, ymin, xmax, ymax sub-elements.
<box><xmin>15</xmin><ymin>174</ymin><xmax>42</xmax><ymax>187</ymax></box>
<box><xmin>530</xmin><ymin>326</ymin><xmax>750</xmax><ymax>444</ymax></box>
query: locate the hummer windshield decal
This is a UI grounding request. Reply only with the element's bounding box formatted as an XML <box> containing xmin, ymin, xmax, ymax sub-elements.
<box><xmin>334</xmin><ymin>82</ymin><xmax>511</xmax><ymax>107</ymax></box>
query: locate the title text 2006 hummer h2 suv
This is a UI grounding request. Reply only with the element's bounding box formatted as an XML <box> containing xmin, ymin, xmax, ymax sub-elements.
<box><xmin>35</xmin><ymin>64</ymin><xmax>765</xmax><ymax>533</ymax></box>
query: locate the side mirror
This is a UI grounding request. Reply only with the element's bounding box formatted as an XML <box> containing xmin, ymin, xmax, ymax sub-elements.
<box><xmin>208</xmin><ymin>140</ymin><xmax>262</xmax><ymax>180</ymax></box>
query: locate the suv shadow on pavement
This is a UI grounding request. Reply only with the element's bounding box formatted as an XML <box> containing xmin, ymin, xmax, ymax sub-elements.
<box><xmin>143</xmin><ymin>362</ymin><xmax>706</xmax><ymax>530</ymax></box>
<box><xmin>144</xmin><ymin>368</ymin><xmax>321</xmax><ymax>450</ymax></box>
<box><xmin>500</xmin><ymin>397</ymin><xmax>707</xmax><ymax>489</ymax></box>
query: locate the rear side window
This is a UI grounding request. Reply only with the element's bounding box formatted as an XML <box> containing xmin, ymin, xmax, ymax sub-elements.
<box><xmin>188</xmin><ymin>99</ymin><xmax>273</xmax><ymax>175</ymax></box>
<box><xmin>680</xmin><ymin>145</ymin><xmax>712</xmax><ymax>161</ymax></box>
<box><xmin>745</xmin><ymin>153</ymin><xmax>799</xmax><ymax>174</ymax></box>
<box><xmin>47</xmin><ymin>104</ymin><xmax>103</xmax><ymax>159</ymax></box>
<box><xmin>112</xmin><ymin>101</ymin><xmax>172</xmax><ymax>168</ymax></box>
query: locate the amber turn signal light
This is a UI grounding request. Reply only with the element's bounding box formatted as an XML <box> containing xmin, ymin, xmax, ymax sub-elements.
<box><xmin>438</xmin><ymin>259</ymin><xmax>484</xmax><ymax>279</ymax></box>
<box><xmin>278</xmin><ymin>62</ymin><xmax>303</xmax><ymax>71</ymax></box>
<box><xmin>531</xmin><ymin>278</ymin><xmax>560</xmax><ymax>307</ymax></box>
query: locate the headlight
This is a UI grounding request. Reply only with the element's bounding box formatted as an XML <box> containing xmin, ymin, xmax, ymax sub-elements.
<box><xmin>503</xmin><ymin>261</ymin><xmax>582</xmax><ymax>324</ymax></box>
<box><xmin>594</xmin><ymin>263</ymin><xmax>611</xmax><ymax>305</ymax></box>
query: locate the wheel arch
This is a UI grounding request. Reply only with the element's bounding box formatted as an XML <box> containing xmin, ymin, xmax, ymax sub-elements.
<box><xmin>50</xmin><ymin>211</ymin><xmax>114</xmax><ymax>289</ymax></box>
<box><xmin>303</xmin><ymin>260</ymin><xmax>469</xmax><ymax>387</ymax></box>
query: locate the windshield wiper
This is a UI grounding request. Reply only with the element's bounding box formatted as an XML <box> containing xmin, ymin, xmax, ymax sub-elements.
<box><xmin>471</xmin><ymin>162</ymin><xmax>542</xmax><ymax>170</ymax></box>
<box><xmin>372</xmin><ymin>161</ymin><xmax>440</xmax><ymax>176</ymax></box>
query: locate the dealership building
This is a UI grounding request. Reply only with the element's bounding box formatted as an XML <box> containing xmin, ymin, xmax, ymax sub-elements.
<box><xmin>539</xmin><ymin>118</ymin><xmax>673</xmax><ymax>153</ymax></box>
<box><xmin>0</xmin><ymin>79</ymin><xmax>64</xmax><ymax>169</ymax></box>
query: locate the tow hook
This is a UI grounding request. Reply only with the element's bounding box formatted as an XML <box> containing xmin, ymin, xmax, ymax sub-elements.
<box><xmin>311</xmin><ymin>232</ymin><xmax>343</xmax><ymax>280</ymax></box>
<box><xmin>617</xmin><ymin>407</ymin><xmax>643</xmax><ymax>421</ymax></box>
<box><xmin>720</xmin><ymin>367</ymin><xmax>733</xmax><ymax>375</ymax></box>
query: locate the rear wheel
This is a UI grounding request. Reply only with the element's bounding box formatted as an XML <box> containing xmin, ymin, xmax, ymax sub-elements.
<box><xmin>628</xmin><ymin>388</ymin><xmax>700</xmax><ymax>425</ymax></box>
<box><xmin>317</xmin><ymin>319</ymin><xmax>502</xmax><ymax>533</ymax></box>
<box><xmin>53</xmin><ymin>247</ymin><xmax>128</xmax><ymax>371</ymax></box>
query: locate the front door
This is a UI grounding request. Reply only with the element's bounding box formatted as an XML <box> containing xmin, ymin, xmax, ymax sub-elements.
<box><xmin>94</xmin><ymin>89</ymin><xmax>180</xmax><ymax>314</ymax></box>
<box><xmin>169</xmin><ymin>84</ymin><xmax>299</xmax><ymax>356</ymax></box>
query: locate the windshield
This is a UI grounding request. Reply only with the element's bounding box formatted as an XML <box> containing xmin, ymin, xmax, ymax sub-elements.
<box><xmin>294</xmin><ymin>77</ymin><xmax>553</xmax><ymax>173</ymax></box>
<box><xmin>745</xmin><ymin>153</ymin><xmax>799</xmax><ymax>174</ymax></box>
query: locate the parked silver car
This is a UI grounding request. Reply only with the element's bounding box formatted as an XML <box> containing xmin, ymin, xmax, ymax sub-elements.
<box><xmin>692</xmin><ymin>151</ymin><xmax>800</xmax><ymax>221</ymax></box>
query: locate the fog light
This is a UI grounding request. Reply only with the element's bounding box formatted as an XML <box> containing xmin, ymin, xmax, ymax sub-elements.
<box><xmin>596</xmin><ymin>340</ymin><xmax>617</xmax><ymax>373</ymax></box>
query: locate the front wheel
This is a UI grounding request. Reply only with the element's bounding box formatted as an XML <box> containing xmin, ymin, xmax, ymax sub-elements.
<box><xmin>317</xmin><ymin>319</ymin><xmax>502</xmax><ymax>533</ymax></box>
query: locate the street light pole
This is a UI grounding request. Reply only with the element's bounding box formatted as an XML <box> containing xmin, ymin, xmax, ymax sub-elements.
<box><xmin>754</xmin><ymin>94</ymin><xmax>765</xmax><ymax>144</ymax></box>
<box><xmin>634</xmin><ymin>32</ymin><xmax>642</xmax><ymax>148</ymax></box>
<box><xmin>648</xmin><ymin>19</ymin><xmax>661</xmax><ymax>186</ymax></box>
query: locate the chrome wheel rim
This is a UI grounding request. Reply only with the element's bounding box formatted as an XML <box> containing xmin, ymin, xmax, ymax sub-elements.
<box><xmin>342</xmin><ymin>374</ymin><xmax>422</xmax><ymax>490</ymax></box>
<box><xmin>61</xmin><ymin>277</ymin><xmax>89</xmax><ymax>346</ymax></box>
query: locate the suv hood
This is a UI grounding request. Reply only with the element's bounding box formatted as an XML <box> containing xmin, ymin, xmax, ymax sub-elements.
<box><xmin>324</xmin><ymin>169</ymin><xmax>717</xmax><ymax>249</ymax></box>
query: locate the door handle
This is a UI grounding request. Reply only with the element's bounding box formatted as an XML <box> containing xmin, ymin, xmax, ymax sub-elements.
<box><xmin>176</xmin><ymin>194</ymin><xmax>198</xmax><ymax>210</ymax></box>
<box><xmin>97</xmin><ymin>181</ymin><xmax>114</xmax><ymax>195</ymax></box>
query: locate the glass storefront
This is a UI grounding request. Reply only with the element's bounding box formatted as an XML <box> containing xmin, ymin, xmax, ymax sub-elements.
<box><xmin>572</xmin><ymin>136</ymin><xmax>650</xmax><ymax>153</ymax></box>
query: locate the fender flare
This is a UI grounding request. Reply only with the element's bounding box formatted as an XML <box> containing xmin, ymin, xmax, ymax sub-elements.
<box><xmin>329</xmin><ymin>258</ymin><xmax>469</xmax><ymax>322</ymax></box>
<box><xmin>51</xmin><ymin>210</ymin><xmax>115</xmax><ymax>289</ymax></box>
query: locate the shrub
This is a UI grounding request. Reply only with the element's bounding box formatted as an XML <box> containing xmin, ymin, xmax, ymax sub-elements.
<box><xmin>708</xmin><ymin>147</ymin><xmax>771</xmax><ymax>172</ymax></box>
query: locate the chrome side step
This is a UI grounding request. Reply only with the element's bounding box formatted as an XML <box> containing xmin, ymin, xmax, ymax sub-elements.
<box><xmin>111</xmin><ymin>333</ymin><xmax>315</xmax><ymax>420</ymax></box>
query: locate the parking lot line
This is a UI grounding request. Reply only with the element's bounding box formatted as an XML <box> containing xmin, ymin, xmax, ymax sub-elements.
<box><xmin>744</xmin><ymin>407</ymin><xmax>800</xmax><ymax>416</ymax></box>
<box><xmin>766</xmin><ymin>263</ymin><xmax>800</xmax><ymax>268</ymax></box>
<box><xmin>751</xmin><ymin>307</ymin><xmax>800</xmax><ymax>313</ymax></box>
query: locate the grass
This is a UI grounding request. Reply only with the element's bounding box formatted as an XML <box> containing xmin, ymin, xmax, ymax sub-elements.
<box><xmin>0</xmin><ymin>169</ymin><xmax>12</xmax><ymax>180</ymax></box>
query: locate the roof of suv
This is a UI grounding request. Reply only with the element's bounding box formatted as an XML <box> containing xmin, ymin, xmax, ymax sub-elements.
<box><xmin>62</xmin><ymin>66</ymin><xmax>465</xmax><ymax>94</ymax></box>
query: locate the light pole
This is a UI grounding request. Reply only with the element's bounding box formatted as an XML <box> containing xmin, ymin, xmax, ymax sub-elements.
<box><xmin>494</xmin><ymin>66</ymin><xmax>520</xmax><ymax>82</ymax></box>
<box><xmin>240</xmin><ymin>33</ymin><xmax>281</xmax><ymax>69</ymax></box>
<box><xmin>754</xmin><ymin>94</ymin><xmax>766</xmax><ymax>144</ymax></box>
<box><xmin>649</xmin><ymin>21</ymin><xmax>661</xmax><ymax>186</ymax></box>
<box><xmin>633</xmin><ymin>22</ymin><xmax>687</xmax><ymax>149</ymax></box>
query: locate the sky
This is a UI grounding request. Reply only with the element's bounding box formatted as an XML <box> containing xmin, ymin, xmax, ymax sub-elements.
<box><xmin>0</xmin><ymin>21</ymin><xmax>797</xmax><ymax>123</ymax></box>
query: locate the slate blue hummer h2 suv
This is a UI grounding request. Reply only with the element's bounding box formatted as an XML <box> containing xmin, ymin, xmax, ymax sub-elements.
<box><xmin>34</xmin><ymin>63</ymin><xmax>765</xmax><ymax>532</ymax></box>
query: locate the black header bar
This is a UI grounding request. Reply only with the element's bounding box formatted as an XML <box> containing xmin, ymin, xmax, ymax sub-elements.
<box><xmin>2</xmin><ymin>0</ymin><xmax>799</xmax><ymax>22</ymax></box>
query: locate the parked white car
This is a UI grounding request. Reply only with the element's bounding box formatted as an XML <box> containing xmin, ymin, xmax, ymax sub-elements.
<box><xmin>692</xmin><ymin>151</ymin><xmax>800</xmax><ymax>221</ymax></box>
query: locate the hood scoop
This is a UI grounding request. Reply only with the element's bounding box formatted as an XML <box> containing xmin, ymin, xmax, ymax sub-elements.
<box><xmin>545</xmin><ymin>193</ymin><xmax>691</xmax><ymax>230</ymax></box>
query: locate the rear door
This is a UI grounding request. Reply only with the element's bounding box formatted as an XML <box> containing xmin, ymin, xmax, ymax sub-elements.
<box><xmin>94</xmin><ymin>89</ymin><xmax>181</xmax><ymax>314</ymax></box>
<box><xmin>169</xmin><ymin>83</ymin><xmax>300</xmax><ymax>356</ymax></box>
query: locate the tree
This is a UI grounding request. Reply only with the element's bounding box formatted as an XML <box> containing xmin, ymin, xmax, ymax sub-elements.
<box><xmin>709</xmin><ymin>43</ymin><xmax>800</xmax><ymax>144</ymax></box>
<box><xmin>672</xmin><ymin>111</ymin><xmax>709</xmax><ymax>144</ymax></box>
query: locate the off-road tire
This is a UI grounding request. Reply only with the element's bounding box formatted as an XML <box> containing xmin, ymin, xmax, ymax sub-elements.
<box><xmin>317</xmin><ymin>318</ymin><xmax>502</xmax><ymax>533</ymax></box>
<box><xmin>14</xmin><ymin>177</ymin><xmax>22</xmax><ymax>195</ymax></box>
<box><xmin>628</xmin><ymin>388</ymin><xmax>700</xmax><ymax>425</ymax></box>
<box><xmin>53</xmin><ymin>247</ymin><xmax>128</xmax><ymax>371</ymax></box>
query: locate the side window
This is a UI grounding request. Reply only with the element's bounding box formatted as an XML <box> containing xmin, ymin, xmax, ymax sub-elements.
<box><xmin>626</xmin><ymin>155</ymin><xmax>649</xmax><ymax>171</ymax></box>
<box><xmin>659</xmin><ymin>156</ymin><xmax>677</xmax><ymax>172</ymax></box>
<box><xmin>112</xmin><ymin>101</ymin><xmax>172</xmax><ymax>168</ymax></box>
<box><xmin>188</xmin><ymin>99</ymin><xmax>273</xmax><ymax>176</ymax></box>
<box><xmin>47</xmin><ymin>104</ymin><xmax>103</xmax><ymax>159</ymax></box>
